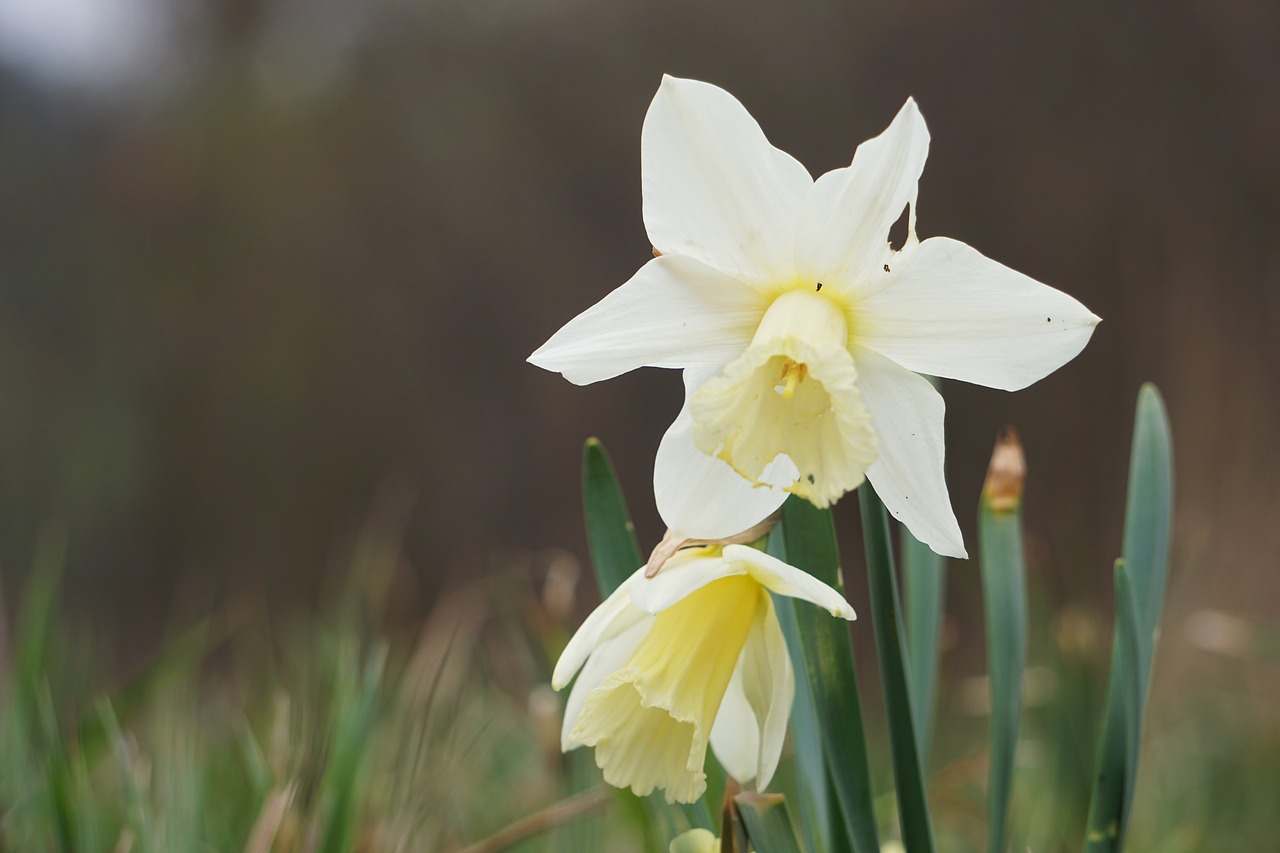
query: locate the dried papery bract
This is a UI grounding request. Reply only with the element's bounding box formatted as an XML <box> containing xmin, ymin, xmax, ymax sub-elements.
<box><xmin>645</xmin><ymin>514</ymin><xmax>778</xmax><ymax>578</ymax></box>
<box><xmin>982</xmin><ymin>427</ymin><xmax>1027</xmax><ymax>513</ymax></box>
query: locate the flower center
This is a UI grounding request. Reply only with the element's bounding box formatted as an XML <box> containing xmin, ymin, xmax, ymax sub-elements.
<box><xmin>778</xmin><ymin>359</ymin><xmax>807</xmax><ymax>399</ymax></box>
<box><xmin>690</xmin><ymin>289</ymin><xmax>878</xmax><ymax>507</ymax></box>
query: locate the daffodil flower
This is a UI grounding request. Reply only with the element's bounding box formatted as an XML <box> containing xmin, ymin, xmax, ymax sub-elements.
<box><xmin>529</xmin><ymin>76</ymin><xmax>1100</xmax><ymax>557</ymax></box>
<box><xmin>553</xmin><ymin>542</ymin><xmax>855</xmax><ymax>804</ymax></box>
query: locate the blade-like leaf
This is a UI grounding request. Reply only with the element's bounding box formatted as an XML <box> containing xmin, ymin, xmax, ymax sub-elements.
<box><xmin>737</xmin><ymin>793</ymin><xmax>804</xmax><ymax>853</ymax></box>
<box><xmin>773</xmin><ymin>596</ymin><xmax>840</xmax><ymax>853</ymax></box>
<box><xmin>978</xmin><ymin>430</ymin><xmax>1029</xmax><ymax>853</ymax></box>
<box><xmin>859</xmin><ymin>486</ymin><xmax>935</xmax><ymax>853</ymax></box>
<box><xmin>40</xmin><ymin>684</ymin><xmax>77</xmax><ymax>853</ymax></box>
<box><xmin>1084</xmin><ymin>384</ymin><xmax>1174</xmax><ymax>852</ymax></box>
<box><xmin>771</xmin><ymin>498</ymin><xmax>879</xmax><ymax>853</ymax></box>
<box><xmin>903</xmin><ymin>375</ymin><xmax>947</xmax><ymax>771</ymax></box>
<box><xmin>316</xmin><ymin>642</ymin><xmax>387</xmax><ymax>853</ymax></box>
<box><xmin>1085</xmin><ymin>561</ymin><xmax>1142</xmax><ymax>852</ymax></box>
<box><xmin>901</xmin><ymin>526</ymin><xmax>945</xmax><ymax>770</ymax></box>
<box><xmin>15</xmin><ymin>526</ymin><xmax>68</xmax><ymax>710</ymax></box>
<box><xmin>582</xmin><ymin>438</ymin><xmax>645</xmax><ymax>595</ymax></box>
<box><xmin>1121</xmin><ymin>385</ymin><xmax>1175</xmax><ymax>646</ymax></box>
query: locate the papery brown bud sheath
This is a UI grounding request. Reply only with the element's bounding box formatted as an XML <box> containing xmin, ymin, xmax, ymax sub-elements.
<box><xmin>982</xmin><ymin>427</ymin><xmax>1026</xmax><ymax>513</ymax></box>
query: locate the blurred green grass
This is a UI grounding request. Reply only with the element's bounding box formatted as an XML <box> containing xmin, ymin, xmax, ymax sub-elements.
<box><xmin>0</xmin><ymin>526</ymin><xmax>615</xmax><ymax>852</ymax></box>
<box><xmin>1</xmin><ymin>525</ymin><xmax>1276</xmax><ymax>852</ymax></box>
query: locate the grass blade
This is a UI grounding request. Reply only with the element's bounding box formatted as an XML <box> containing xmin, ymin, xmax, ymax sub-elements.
<box><xmin>317</xmin><ymin>642</ymin><xmax>387</xmax><ymax>853</ymax></box>
<box><xmin>901</xmin><ymin>525</ymin><xmax>945</xmax><ymax>770</ymax></box>
<box><xmin>736</xmin><ymin>793</ymin><xmax>804</xmax><ymax>853</ymax></box>
<box><xmin>859</xmin><ymin>486</ymin><xmax>935</xmax><ymax>853</ymax></box>
<box><xmin>39</xmin><ymin>685</ymin><xmax>77</xmax><ymax>853</ymax></box>
<box><xmin>978</xmin><ymin>430</ymin><xmax>1030</xmax><ymax>853</ymax></box>
<box><xmin>1084</xmin><ymin>384</ymin><xmax>1174</xmax><ymax>852</ymax></box>
<box><xmin>771</xmin><ymin>497</ymin><xmax>879</xmax><ymax>853</ymax></box>
<box><xmin>15</xmin><ymin>526</ymin><xmax>68</xmax><ymax>709</ymax></box>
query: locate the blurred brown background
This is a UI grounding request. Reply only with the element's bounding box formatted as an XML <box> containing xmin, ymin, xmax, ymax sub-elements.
<box><xmin>0</xmin><ymin>0</ymin><xmax>1276</xmax><ymax>692</ymax></box>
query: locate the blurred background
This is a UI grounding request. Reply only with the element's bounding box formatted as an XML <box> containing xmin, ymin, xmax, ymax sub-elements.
<box><xmin>1</xmin><ymin>0</ymin><xmax>1277</xmax><ymax>848</ymax></box>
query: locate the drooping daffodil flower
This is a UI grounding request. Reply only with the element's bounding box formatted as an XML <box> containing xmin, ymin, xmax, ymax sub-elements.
<box><xmin>529</xmin><ymin>76</ymin><xmax>1100</xmax><ymax>558</ymax></box>
<box><xmin>553</xmin><ymin>542</ymin><xmax>855</xmax><ymax>804</ymax></box>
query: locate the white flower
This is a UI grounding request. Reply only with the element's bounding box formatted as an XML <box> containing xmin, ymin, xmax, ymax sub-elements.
<box><xmin>529</xmin><ymin>76</ymin><xmax>1100</xmax><ymax>558</ymax></box>
<box><xmin>553</xmin><ymin>543</ymin><xmax>855</xmax><ymax>804</ymax></box>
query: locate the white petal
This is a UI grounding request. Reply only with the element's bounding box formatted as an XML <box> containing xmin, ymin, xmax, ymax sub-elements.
<box><xmin>724</xmin><ymin>544</ymin><xmax>856</xmax><ymax>620</ymax></box>
<box><xmin>744</xmin><ymin>600</ymin><xmax>794</xmax><ymax>790</ymax></box>
<box><xmin>795</xmin><ymin>99</ymin><xmax>930</xmax><ymax>297</ymax></box>
<box><xmin>552</xmin><ymin>568</ymin><xmax>647</xmax><ymax>689</ymax></box>
<box><xmin>642</xmin><ymin>76</ymin><xmax>813</xmax><ymax>286</ymax></box>
<box><xmin>710</xmin><ymin>597</ymin><xmax>794</xmax><ymax>789</ymax></box>
<box><xmin>858</xmin><ymin>237</ymin><xmax>1101</xmax><ymax>391</ymax></box>
<box><xmin>655</xmin><ymin>368</ymin><xmax>791</xmax><ymax>539</ymax></box>
<box><xmin>853</xmin><ymin>347</ymin><xmax>967</xmax><ymax>558</ymax></box>
<box><xmin>528</xmin><ymin>255</ymin><xmax>763</xmax><ymax>386</ymax></box>
<box><xmin>707</xmin><ymin>658</ymin><xmax>759</xmax><ymax>785</ymax></box>
<box><xmin>628</xmin><ymin>552</ymin><xmax>748</xmax><ymax>614</ymax></box>
<box><xmin>560</xmin><ymin>616</ymin><xmax>652</xmax><ymax>750</ymax></box>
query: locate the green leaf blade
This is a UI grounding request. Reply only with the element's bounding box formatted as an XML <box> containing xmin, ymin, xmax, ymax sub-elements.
<box><xmin>737</xmin><ymin>793</ymin><xmax>804</xmax><ymax>853</ymax></box>
<box><xmin>859</xmin><ymin>487</ymin><xmax>936</xmax><ymax>853</ymax></box>
<box><xmin>978</xmin><ymin>432</ymin><xmax>1030</xmax><ymax>853</ymax></box>
<box><xmin>902</xmin><ymin>526</ymin><xmax>946</xmax><ymax>770</ymax></box>
<box><xmin>773</xmin><ymin>497</ymin><xmax>879</xmax><ymax>853</ymax></box>
<box><xmin>1084</xmin><ymin>384</ymin><xmax>1174</xmax><ymax>853</ymax></box>
<box><xmin>582</xmin><ymin>438</ymin><xmax>645</xmax><ymax>596</ymax></box>
<box><xmin>774</xmin><ymin>593</ymin><xmax>839</xmax><ymax>853</ymax></box>
<box><xmin>1122</xmin><ymin>383</ymin><xmax>1174</xmax><ymax>673</ymax></box>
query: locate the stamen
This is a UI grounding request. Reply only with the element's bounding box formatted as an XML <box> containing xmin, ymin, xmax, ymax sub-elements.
<box><xmin>779</xmin><ymin>360</ymin><xmax>807</xmax><ymax>399</ymax></box>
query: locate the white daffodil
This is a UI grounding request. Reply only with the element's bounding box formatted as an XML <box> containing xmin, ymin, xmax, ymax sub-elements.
<box><xmin>529</xmin><ymin>76</ymin><xmax>1100</xmax><ymax>558</ymax></box>
<box><xmin>553</xmin><ymin>543</ymin><xmax>855</xmax><ymax>804</ymax></box>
